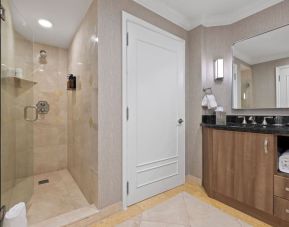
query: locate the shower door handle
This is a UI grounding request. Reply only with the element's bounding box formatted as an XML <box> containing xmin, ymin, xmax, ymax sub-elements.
<box><xmin>24</xmin><ymin>106</ymin><xmax>38</xmax><ymax>122</ymax></box>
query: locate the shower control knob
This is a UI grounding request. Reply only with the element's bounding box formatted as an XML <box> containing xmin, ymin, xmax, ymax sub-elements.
<box><xmin>178</xmin><ymin>119</ymin><xmax>184</xmax><ymax>125</ymax></box>
<box><xmin>36</xmin><ymin>101</ymin><xmax>50</xmax><ymax>114</ymax></box>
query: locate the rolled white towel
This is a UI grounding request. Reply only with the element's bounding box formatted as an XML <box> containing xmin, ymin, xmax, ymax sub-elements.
<box><xmin>279</xmin><ymin>151</ymin><xmax>289</xmax><ymax>174</ymax></box>
<box><xmin>207</xmin><ymin>94</ymin><xmax>218</xmax><ymax>109</ymax></box>
<box><xmin>202</xmin><ymin>96</ymin><xmax>208</xmax><ymax>107</ymax></box>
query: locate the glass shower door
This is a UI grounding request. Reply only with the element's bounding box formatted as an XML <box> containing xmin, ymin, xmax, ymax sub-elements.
<box><xmin>1</xmin><ymin>0</ymin><xmax>34</xmax><ymax>219</ymax></box>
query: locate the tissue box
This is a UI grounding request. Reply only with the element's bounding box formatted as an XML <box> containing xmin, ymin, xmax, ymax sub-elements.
<box><xmin>216</xmin><ymin>111</ymin><xmax>226</xmax><ymax>125</ymax></box>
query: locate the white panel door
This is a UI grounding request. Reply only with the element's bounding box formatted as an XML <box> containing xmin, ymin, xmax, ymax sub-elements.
<box><xmin>277</xmin><ymin>66</ymin><xmax>289</xmax><ymax>108</ymax></box>
<box><xmin>126</xmin><ymin>21</ymin><xmax>185</xmax><ymax>206</ymax></box>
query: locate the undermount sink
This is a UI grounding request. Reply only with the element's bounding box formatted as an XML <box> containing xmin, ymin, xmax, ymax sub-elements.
<box><xmin>227</xmin><ymin>123</ymin><xmax>254</xmax><ymax>128</ymax></box>
<box><xmin>226</xmin><ymin>123</ymin><xmax>268</xmax><ymax>128</ymax></box>
<box><xmin>226</xmin><ymin>123</ymin><xmax>288</xmax><ymax>129</ymax></box>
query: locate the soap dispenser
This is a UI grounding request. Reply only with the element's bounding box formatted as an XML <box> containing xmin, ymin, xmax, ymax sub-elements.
<box><xmin>67</xmin><ymin>74</ymin><xmax>76</xmax><ymax>90</ymax></box>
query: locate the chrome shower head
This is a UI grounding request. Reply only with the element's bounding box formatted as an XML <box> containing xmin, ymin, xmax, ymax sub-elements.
<box><xmin>40</xmin><ymin>50</ymin><xmax>47</xmax><ymax>58</ymax></box>
<box><xmin>39</xmin><ymin>50</ymin><xmax>47</xmax><ymax>64</ymax></box>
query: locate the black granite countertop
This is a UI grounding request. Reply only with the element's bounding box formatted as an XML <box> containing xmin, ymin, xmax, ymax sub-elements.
<box><xmin>201</xmin><ymin>123</ymin><xmax>289</xmax><ymax>135</ymax></box>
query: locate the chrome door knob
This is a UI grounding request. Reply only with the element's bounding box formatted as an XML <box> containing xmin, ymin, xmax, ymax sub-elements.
<box><xmin>178</xmin><ymin>119</ymin><xmax>184</xmax><ymax>125</ymax></box>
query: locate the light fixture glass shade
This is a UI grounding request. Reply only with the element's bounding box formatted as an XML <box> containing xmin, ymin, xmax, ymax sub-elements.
<box><xmin>214</xmin><ymin>58</ymin><xmax>224</xmax><ymax>80</ymax></box>
<box><xmin>38</xmin><ymin>19</ymin><xmax>53</xmax><ymax>28</ymax></box>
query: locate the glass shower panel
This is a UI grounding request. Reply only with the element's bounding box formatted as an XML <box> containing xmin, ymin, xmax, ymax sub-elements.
<box><xmin>1</xmin><ymin>0</ymin><xmax>34</xmax><ymax>211</ymax></box>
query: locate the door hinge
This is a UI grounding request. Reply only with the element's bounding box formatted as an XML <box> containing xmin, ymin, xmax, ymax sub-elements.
<box><xmin>126</xmin><ymin>181</ymin><xmax>129</xmax><ymax>195</ymax></box>
<box><xmin>126</xmin><ymin>107</ymin><xmax>129</xmax><ymax>121</ymax></box>
<box><xmin>0</xmin><ymin>4</ymin><xmax>6</xmax><ymax>21</ymax></box>
<box><xmin>126</xmin><ymin>32</ymin><xmax>129</xmax><ymax>46</ymax></box>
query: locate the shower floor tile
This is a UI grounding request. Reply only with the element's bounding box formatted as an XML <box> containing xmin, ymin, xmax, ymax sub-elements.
<box><xmin>27</xmin><ymin>169</ymin><xmax>90</xmax><ymax>225</ymax></box>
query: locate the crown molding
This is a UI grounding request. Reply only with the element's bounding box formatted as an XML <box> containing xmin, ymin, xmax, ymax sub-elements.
<box><xmin>203</xmin><ymin>0</ymin><xmax>284</xmax><ymax>27</ymax></box>
<box><xmin>133</xmin><ymin>0</ymin><xmax>192</xmax><ymax>30</ymax></box>
<box><xmin>134</xmin><ymin>0</ymin><xmax>284</xmax><ymax>31</ymax></box>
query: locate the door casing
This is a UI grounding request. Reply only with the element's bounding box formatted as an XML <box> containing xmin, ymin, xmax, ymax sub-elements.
<box><xmin>276</xmin><ymin>64</ymin><xmax>289</xmax><ymax>108</ymax></box>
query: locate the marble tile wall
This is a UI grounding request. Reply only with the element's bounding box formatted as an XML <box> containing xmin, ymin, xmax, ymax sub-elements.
<box><xmin>1</xmin><ymin>0</ymin><xmax>34</xmax><ymax>209</ymax></box>
<box><xmin>1</xmin><ymin>0</ymin><xmax>17</xmax><ymax>209</ymax></box>
<box><xmin>32</xmin><ymin>43</ymin><xmax>68</xmax><ymax>174</ymax></box>
<box><xmin>67</xmin><ymin>0</ymin><xmax>98</xmax><ymax>205</ymax></box>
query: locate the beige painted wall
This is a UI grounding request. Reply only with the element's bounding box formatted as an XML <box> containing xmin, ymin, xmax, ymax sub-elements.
<box><xmin>188</xmin><ymin>0</ymin><xmax>289</xmax><ymax>178</ymax></box>
<box><xmin>252</xmin><ymin>57</ymin><xmax>289</xmax><ymax>108</ymax></box>
<box><xmin>68</xmin><ymin>0</ymin><xmax>98</xmax><ymax>205</ymax></box>
<box><xmin>186</xmin><ymin>26</ymin><xmax>205</xmax><ymax>179</ymax></box>
<box><xmin>97</xmin><ymin>0</ymin><xmax>188</xmax><ymax>208</ymax></box>
<box><xmin>206</xmin><ymin>0</ymin><xmax>289</xmax><ymax>115</ymax></box>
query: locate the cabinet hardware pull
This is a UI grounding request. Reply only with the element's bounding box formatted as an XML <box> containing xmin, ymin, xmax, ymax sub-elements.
<box><xmin>285</xmin><ymin>187</ymin><xmax>289</xmax><ymax>192</ymax></box>
<box><xmin>264</xmin><ymin>138</ymin><xmax>269</xmax><ymax>154</ymax></box>
<box><xmin>286</xmin><ymin>209</ymin><xmax>289</xmax><ymax>214</ymax></box>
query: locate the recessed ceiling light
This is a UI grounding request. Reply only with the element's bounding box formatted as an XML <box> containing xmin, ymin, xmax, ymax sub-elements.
<box><xmin>38</xmin><ymin>19</ymin><xmax>53</xmax><ymax>28</ymax></box>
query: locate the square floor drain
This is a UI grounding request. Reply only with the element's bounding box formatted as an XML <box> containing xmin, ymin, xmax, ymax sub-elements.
<box><xmin>38</xmin><ymin>179</ymin><xmax>49</xmax><ymax>185</ymax></box>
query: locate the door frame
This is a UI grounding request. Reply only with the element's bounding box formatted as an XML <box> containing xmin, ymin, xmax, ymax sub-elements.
<box><xmin>276</xmin><ymin>64</ymin><xmax>289</xmax><ymax>107</ymax></box>
<box><xmin>122</xmin><ymin>11</ymin><xmax>185</xmax><ymax>209</ymax></box>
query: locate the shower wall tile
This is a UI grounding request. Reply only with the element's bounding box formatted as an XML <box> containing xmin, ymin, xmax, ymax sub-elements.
<box><xmin>67</xmin><ymin>0</ymin><xmax>98</xmax><ymax>206</ymax></box>
<box><xmin>32</xmin><ymin>43</ymin><xmax>68</xmax><ymax>175</ymax></box>
<box><xmin>33</xmin><ymin>144</ymin><xmax>67</xmax><ymax>174</ymax></box>
<box><xmin>12</xmin><ymin>34</ymin><xmax>69</xmax><ymax>176</ymax></box>
<box><xmin>1</xmin><ymin>0</ymin><xmax>34</xmax><ymax>209</ymax></box>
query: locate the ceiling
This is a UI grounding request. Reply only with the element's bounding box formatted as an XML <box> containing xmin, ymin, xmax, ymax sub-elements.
<box><xmin>134</xmin><ymin>0</ymin><xmax>284</xmax><ymax>30</ymax></box>
<box><xmin>233</xmin><ymin>25</ymin><xmax>289</xmax><ymax>65</ymax></box>
<box><xmin>11</xmin><ymin>0</ymin><xmax>93</xmax><ymax>48</ymax></box>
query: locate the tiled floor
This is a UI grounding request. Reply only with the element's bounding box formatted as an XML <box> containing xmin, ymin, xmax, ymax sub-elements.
<box><xmin>27</xmin><ymin>169</ymin><xmax>90</xmax><ymax>225</ymax></box>
<box><xmin>88</xmin><ymin>182</ymin><xmax>270</xmax><ymax>227</ymax></box>
<box><xmin>117</xmin><ymin>192</ymin><xmax>251</xmax><ymax>226</ymax></box>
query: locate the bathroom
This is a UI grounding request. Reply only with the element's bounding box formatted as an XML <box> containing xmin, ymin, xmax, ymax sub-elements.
<box><xmin>1</xmin><ymin>0</ymin><xmax>289</xmax><ymax>226</ymax></box>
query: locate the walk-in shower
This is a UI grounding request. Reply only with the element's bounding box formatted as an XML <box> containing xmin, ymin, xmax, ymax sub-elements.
<box><xmin>1</xmin><ymin>0</ymin><xmax>98</xmax><ymax>225</ymax></box>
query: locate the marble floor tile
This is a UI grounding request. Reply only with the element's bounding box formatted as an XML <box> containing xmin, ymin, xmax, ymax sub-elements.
<box><xmin>141</xmin><ymin>194</ymin><xmax>190</xmax><ymax>225</ymax></box>
<box><xmin>77</xmin><ymin>182</ymin><xmax>269</xmax><ymax>227</ymax></box>
<box><xmin>27</xmin><ymin>169</ymin><xmax>90</xmax><ymax>225</ymax></box>
<box><xmin>116</xmin><ymin>192</ymin><xmax>250</xmax><ymax>227</ymax></box>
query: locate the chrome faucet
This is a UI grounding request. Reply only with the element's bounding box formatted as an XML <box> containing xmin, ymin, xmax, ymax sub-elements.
<box><xmin>238</xmin><ymin>116</ymin><xmax>247</xmax><ymax>125</ymax></box>
<box><xmin>262</xmin><ymin>117</ymin><xmax>273</xmax><ymax>126</ymax></box>
<box><xmin>249</xmin><ymin>116</ymin><xmax>257</xmax><ymax>125</ymax></box>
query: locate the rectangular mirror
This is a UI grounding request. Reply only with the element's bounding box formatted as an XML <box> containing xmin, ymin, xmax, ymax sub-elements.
<box><xmin>232</xmin><ymin>25</ymin><xmax>289</xmax><ymax>109</ymax></box>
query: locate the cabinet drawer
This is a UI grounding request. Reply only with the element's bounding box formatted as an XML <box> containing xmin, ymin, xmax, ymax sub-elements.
<box><xmin>274</xmin><ymin>197</ymin><xmax>289</xmax><ymax>222</ymax></box>
<box><xmin>274</xmin><ymin>175</ymin><xmax>289</xmax><ymax>200</ymax></box>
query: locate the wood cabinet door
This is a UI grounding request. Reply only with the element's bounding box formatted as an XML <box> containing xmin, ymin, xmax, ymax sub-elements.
<box><xmin>234</xmin><ymin>132</ymin><xmax>274</xmax><ymax>215</ymax></box>
<box><xmin>213</xmin><ymin>130</ymin><xmax>236</xmax><ymax>199</ymax></box>
<box><xmin>202</xmin><ymin>127</ymin><xmax>214</xmax><ymax>196</ymax></box>
<box><xmin>212</xmin><ymin>130</ymin><xmax>274</xmax><ymax>215</ymax></box>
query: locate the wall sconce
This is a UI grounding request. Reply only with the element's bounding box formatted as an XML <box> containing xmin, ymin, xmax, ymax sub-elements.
<box><xmin>214</xmin><ymin>58</ymin><xmax>224</xmax><ymax>80</ymax></box>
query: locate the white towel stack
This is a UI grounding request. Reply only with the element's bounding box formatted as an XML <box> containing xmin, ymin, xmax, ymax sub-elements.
<box><xmin>202</xmin><ymin>94</ymin><xmax>218</xmax><ymax>110</ymax></box>
<box><xmin>279</xmin><ymin>151</ymin><xmax>289</xmax><ymax>174</ymax></box>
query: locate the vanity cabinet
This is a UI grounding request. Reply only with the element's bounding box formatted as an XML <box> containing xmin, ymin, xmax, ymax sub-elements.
<box><xmin>211</xmin><ymin>130</ymin><xmax>274</xmax><ymax>214</ymax></box>
<box><xmin>274</xmin><ymin>175</ymin><xmax>289</xmax><ymax>200</ymax></box>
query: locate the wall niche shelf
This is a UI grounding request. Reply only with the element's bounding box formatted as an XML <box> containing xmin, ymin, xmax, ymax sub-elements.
<box><xmin>1</xmin><ymin>76</ymin><xmax>37</xmax><ymax>88</ymax></box>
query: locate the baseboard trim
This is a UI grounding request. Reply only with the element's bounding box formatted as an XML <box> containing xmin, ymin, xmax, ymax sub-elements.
<box><xmin>186</xmin><ymin>175</ymin><xmax>202</xmax><ymax>186</ymax></box>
